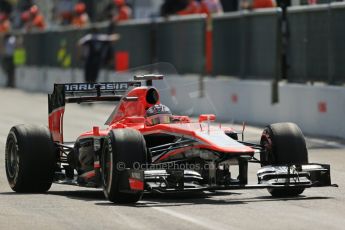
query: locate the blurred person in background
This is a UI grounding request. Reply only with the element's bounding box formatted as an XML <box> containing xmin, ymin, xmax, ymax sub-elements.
<box><xmin>22</xmin><ymin>5</ymin><xmax>46</xmax><ymax>31</ymax></box>
<box><xmin>53</xmin><ymin>0</ymin><xmax>74</xmax><ymax>25</ymax></box>
<box><xmin>200</xmin><ymin>0</ymin><xmax>223</xmax><ymax>14</ymax></box>
<box><xmin>106</xmin><ymin>0</ymin><xmax>132</xmax><ymax>36</ymax></box>
<box><xmin>113</xmin><ymin>0</ymin><xmax>132</xmax><ymax>22</ymax></box>
<box><xmin>241</xmin><ymin>0</ymin><xmax>276</xmax><ymax>9</ymax></box>
<box><xmin>77</xmin><ymin>27</ymin><xmax>120</xmax><ymax>83</ymax></box>
<box><xmin>20</xmin><ymin>10</ymin><xmax>30</xmax><ymax>28</ymax></box>
<box><xmin>177</xmin><ymin>0</ymin><xmax>200</xmax><ymax>15</ymax></box>
<box><xmin>1</xmin><ymin>33</ymin><xmax>16</xmax><ymax>88</ymax></box>
<box><xmin>0</xmin><ymin>0</ymin><xmax>12</xmax><ymax>31</ymax></box>
<box><xmin>166</xmin><ymin>0</ymin><xmax>223</xmax><ymax>16</ymax></box>
<box><xmin>0</xmin><ymin>12</ymin><xmax>11</xmax><ymax>33</ymax></box>
<box><xmin>29</xmin><ymin>5</ymin><xmax>46</xmax><ymax>30</ymax></box>
<box><xmin>71</xmin><ymin>2</ymin><xmax>89</xmax><ymax>27</ymax></box>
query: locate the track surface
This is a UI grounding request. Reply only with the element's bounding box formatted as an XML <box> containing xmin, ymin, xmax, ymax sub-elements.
<box><xmin>0</xmin><ymin>88</ymin><xmax>344</xmax><ymax>230</ymax></box>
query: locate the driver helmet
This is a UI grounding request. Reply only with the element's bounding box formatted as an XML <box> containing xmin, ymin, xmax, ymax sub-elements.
<box><xmin>75</xmin><ymin>3</ymin><xmax>86</xmax><ymax>14</ymax></box>
<box><xmin>145</xmin><ymin>104</ymin><xmax>172</xmax><ymax>126</ymax></box>
<box><xmin>30</xmin><ymin>5</ymin><xmax>39</xmax><ymax>16</ymax></box>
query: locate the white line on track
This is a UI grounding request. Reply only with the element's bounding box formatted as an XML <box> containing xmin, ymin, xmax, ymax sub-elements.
<box><xmin>151</xmin><ymin>206</ymin><xmax>236</xmax><ymax>230</ymax></box>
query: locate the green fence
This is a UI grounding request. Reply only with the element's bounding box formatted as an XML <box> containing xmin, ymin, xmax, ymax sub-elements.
<box><xmin>19</xmin><ymin>4</ymin><xmax>345</xmax><ymax>84</ymax></box>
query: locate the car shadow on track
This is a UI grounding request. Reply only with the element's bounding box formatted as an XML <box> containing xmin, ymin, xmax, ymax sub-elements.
<box><xmin>48</xmin><ymin>190</ymin><xmax>106</xmax><ymax>201</ymax></box>
<box><xmin>44</xmin><ymin>189</ymin><xmax>335</xmax><ymax>207</ymax></box>
<box><xmin>130</xmin><ymin>193</ymin><xmax>332</xmax><ymax>208</ymax></box>
<box><xmin>0</xmin><ymin>190</ymin><xmax>105</xmax><ymax>201</ymax></box>
<box><xmin>0</xmin><ymin>190</ymin><xmax>333</xmax><ymax>207</ymax></box>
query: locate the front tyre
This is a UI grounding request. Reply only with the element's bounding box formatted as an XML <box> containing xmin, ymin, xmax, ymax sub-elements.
<box><xmin>101</xmin><ymin>129</ymin><xmax>147</xmax><ymax>203</ymax></box>
<box><xmin>260</xmin><ymin>122</ymin><xmax>308</xmax><ymax>197</ymax></box>
<box><xmin>5</xmin><ymin>125</ymin><xmax>57</xmax><ymax>193</ymax></box>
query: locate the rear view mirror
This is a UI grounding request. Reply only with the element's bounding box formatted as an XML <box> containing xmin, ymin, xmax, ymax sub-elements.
<box><xmin>199</xmin><ymin>114</ymin><xmax>216</xmax><ymax>123</ymax></box>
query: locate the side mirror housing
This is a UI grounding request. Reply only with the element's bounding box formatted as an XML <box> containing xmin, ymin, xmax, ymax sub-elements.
<box><xmin>199</xmin><ymin>114</ymin><xmax>216</xmax><ymax>123</ymax></box>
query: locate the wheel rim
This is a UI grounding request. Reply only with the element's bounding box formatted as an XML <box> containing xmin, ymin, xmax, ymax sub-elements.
<box><xmin>6</xmin><ymin>137</ymin><xmax>20</xmax><ymax>180</ymax></box>
<box><xmin>101</xmin><ymin>142</ymin><xmax>113</xmax><ymax>195</ymax></box>
<box><xmin>261</xmin><ymin>130</ymin><xmax>274</xmax><ymax>165</ymax></box>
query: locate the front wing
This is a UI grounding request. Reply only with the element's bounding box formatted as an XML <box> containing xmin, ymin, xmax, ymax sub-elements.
<box><xmin>117</xmin><ymin>164</ymin><xmax>336</xmax><ymax>194</ymax></box>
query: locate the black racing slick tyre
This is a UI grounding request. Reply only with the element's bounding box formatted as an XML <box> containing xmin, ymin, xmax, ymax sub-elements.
<box><xmin>260</xmin><ymin>123</ymin><xmax>308</xmax><ymax>197</ymax></box>
<box><xmin>5</xmin><ymin>125</ymin><xmax>57</xmax><ymax>193</ymax></box>
<box><xmin>101</xmin><ymin>129</ymin><xmax>148</xmax><ymax>203</ymax></box>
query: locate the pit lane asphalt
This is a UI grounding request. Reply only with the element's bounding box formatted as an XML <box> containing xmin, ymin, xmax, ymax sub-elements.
<box><xmin>0</xmin><ymin>88</ymin><xmax>344</xmax><ymax>230</ymax></box>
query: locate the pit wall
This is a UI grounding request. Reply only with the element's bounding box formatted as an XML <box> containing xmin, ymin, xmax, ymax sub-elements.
<box><xmin>1</xmin><ymin>66</ymin><xmax>344</xmax><ymax>139</ymax></box>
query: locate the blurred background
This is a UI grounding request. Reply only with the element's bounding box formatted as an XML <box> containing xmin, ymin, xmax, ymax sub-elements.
<box><xmin>0</xmin><ymin>0</ymin><xmax>340</xmax><ymax>28</ymax></box>
<box><xmin>0</xmin><ymin>0</ymin><xmax>345</xmax><ymax>138</ymax></box>
<box><xmin>1</xmin><ymin>0</ymin><xmax>344</xmax><ymax>82</ymax></box>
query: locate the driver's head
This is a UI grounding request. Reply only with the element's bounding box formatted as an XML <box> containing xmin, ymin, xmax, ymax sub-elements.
<box><xmin>145</xmin><ymin>104</ymin><xmax>172</xmax><ymax>126</ymax></box>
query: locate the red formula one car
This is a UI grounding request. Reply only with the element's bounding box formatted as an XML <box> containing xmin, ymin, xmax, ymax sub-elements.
<box><xmin>5</xmin><ymin>74</ymin><xmax>335</xmax><ymax>203</ymax></box>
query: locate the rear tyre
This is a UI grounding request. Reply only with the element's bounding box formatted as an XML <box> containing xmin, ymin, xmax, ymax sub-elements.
<box><xmin>101</xmin><ymin>129</ymin><xmax>147</xmax><ymax>203</ymax></box>
<box><xmin>260</xmin><ymin>122</ymin><xmax>308</xmax><ymax>197</ymax></box>
<box><xmin>5</xmin><ymin>125</ymin><xmax>57</xmax><ymax>193</ymax></box>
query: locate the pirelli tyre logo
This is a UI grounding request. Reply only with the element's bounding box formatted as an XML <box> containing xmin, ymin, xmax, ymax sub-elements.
<box><xmin>64</xmin><ymin>82</ymin><xmax>140</xmax><ymax>92</ymax></box>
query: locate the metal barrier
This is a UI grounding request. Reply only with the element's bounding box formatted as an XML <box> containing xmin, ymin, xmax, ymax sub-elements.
<box><xmin>19</xmin><ymin>11</ymin><xmax>280</xmax><ymax>79</ymax></box>
<box><xmin>244</xmin><ymin>9</ymin><xmax>282</xmax><ymax>79</ymax></box>
<box><xmin>155</xmin><ymin>15</ymin><xmax>206</xmax><ymax>74</ymax></box>
<box><xmin>212</xmin><ymin>12</ymin><xmax>243</xmax><ymax>76</ymax></box>
<box><xmin>287</xmin><ymin>4</ymin><xmax>330</xmax><ymax>83</ymax></box>
<box><xmin>114</xmin><ymin>20</ymin><xmax>153</xmax><ymax>68</ymax></box>
<box><xmin>22</xmin><ymin>27</ymin><xmax>85</xmax><ymax>68</ymax></box>
<box><xmin>23</xmin><ymin>32</ymin><xmax>45</xmax><ymax>66</ymax></box>
<box><xmin>287</xmin><ymin>2</ymin><xmax>345</xmax><ymax>84</ymax></box>
<box><xmin>19</xmin><ymin>5</ymin><xmax>345</xmax><ymax>85</ymax></box>
<box><xmin>212</xmin><ymin>9</ymin><xmax>282</xmax><ymax>80</ymax></box>
<box><xmin>329</xmin><ymin>2</ymin><xmax>345</xmax><ymax>84</ymax></box>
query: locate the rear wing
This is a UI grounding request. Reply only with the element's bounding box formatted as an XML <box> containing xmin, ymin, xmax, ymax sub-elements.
<box><xmin>48</xmin><ymin>81</ymin><xmax>140</xmax><ymax>143</ymax></box>
<box><xmin>49</xmin><ymin>82</ymin><xmax>141</xmax><ymax>112</ymax></box>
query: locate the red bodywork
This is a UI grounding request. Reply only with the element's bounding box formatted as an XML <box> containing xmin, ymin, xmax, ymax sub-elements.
<box><xmin>49</xmin><ymin>85</ymin><xmax>255</xmax><ymax>161</ymax></box>
<box><xmin>49</xmin><ymin>107</ymin><xmax>65</xmax><ymax>143</ymax></box>
<box><xmin>45</xmin><ymin>81</ymin><xmax>334</xmax><ymax>197</ymax></box>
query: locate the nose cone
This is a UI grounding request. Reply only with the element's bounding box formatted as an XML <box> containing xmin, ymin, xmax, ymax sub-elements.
<box><xmin>195</xmin><ymin>130</ymin><xmax>254</xmax><ymax>154</ymax></box>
